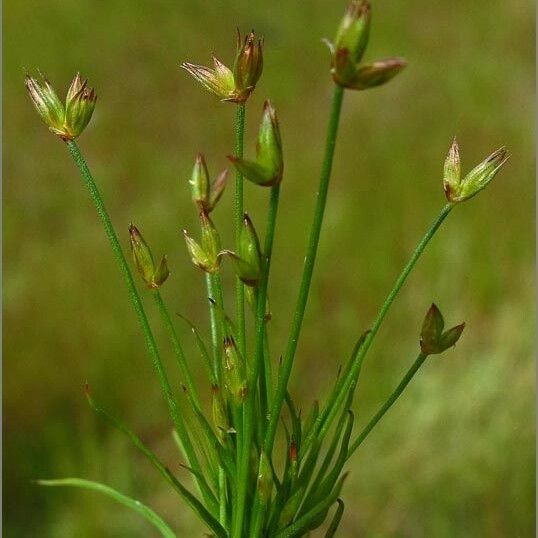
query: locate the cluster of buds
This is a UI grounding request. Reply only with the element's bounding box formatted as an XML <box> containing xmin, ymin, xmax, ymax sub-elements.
<box><xmin>443</xmin><ymin>139</ymin><xmax>510</xmax><ymax>203</ymax></box>
<box><xmin>129</xmin><ymin>225</ymin><xmax>170</xmax><ymax>288</ymax></box>
<box><xmin>420</xmin><ymin>303</ymin><xmax>465</xmax><ymax>355</ymax></box>
<box><xmin>228</xmin><ymin>100</ymin><xmax>283</xmax><ymax>186</ymax></box>
<box><xmin>25</xmin><ymin>72</ymin><xmax>96</xmax><ymax>140</ymax></box>
<box><xmin>326</xmin><ymin>1</ymin><xmax>406</xmax><ymax>90</ymax></box>
<box><xmin>189</xmin><ymin>153</ymin><xmax>229</xmax><ymax>213</ymax></box>
<box><xmin>183</xmin><ymin>212</ymin><xmax>221</xmax><ymax>274</ymax></box>
<box><xmin>221</xmin><ymin>213</ymin><xmax>263</xmax><ymax>287</ymax></box>
<box><xmin>181</xmin><ymin>30</ymin><xmax>263</xmax><ymax>103</ymax></box>
<box><xmin>223</xmin><ymin>336</ymin><xmax>248</xmax><ymax>405</ymax></box>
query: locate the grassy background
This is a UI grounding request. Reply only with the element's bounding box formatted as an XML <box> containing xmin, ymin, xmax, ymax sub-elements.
<box><xmin>4</xmin><ymin>0</ymin><xmax>535</xmax><ymax>536</ymax></box>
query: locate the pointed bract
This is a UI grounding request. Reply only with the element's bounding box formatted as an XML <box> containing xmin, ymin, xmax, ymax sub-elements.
<box><xmin>420</xmin><ymin>303</ymin><xmax>465</xmax><ymax>355</ymax></box>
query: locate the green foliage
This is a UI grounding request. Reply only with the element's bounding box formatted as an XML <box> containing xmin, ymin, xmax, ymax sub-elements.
<box><xmin>4</xmin><ymin>0</ymin><xmax>534</xmax><ymax>537</ymax></box>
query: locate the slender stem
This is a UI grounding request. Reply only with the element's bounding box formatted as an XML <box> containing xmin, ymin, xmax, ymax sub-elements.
<box><xmin>218</xmin><ymin>467</ymin><xmax>227</xmax><ymax>528</ymax></box>
<box><xmin>234</xmin><ymin>103</ymin><xmax>247</xmax><ymax>357</ymax></box>
<box><xmin>64</xmin><ymin>140</ymin><xmax>214</xmax><ymax>511</ymax></box>
<box><xmin>264</xmin><ymin>85</ymin><xmax>345</xmax><ymax>455</ymax></box>
<box><xmin>305</xmin><ymin>203</ymin><xmax>454</xmax><ymax>449</ymax></box>
<box><xmin>153</xmin><ymin>290</ymin><xmax>201</xmax><ymax>409</ymax></box>
<box><xmin>233</xmin><ymin>186</ymin><xmax>281</xmax><ymax>538</ymax></box>
<box><xmin>347</xmin><ymin>352</ymin><xmax>428</xmax><ymax>459</ymax></box>
<box><xmin>206</xmin><ymin>272</ymin><xmax>224</xmax><ymax>384</ymax></box>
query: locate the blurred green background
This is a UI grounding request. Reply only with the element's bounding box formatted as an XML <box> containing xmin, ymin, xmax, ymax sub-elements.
<box><xmin>4</xmin><ymin>0</ymin><xmax>535</xmax><ymax>536</ymax></box>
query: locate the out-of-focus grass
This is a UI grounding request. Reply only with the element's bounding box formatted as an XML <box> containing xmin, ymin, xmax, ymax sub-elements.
<box><xmin>4</xmin><ymin>0</ymin><xmax>534</xmax><ymax>536</ymax></box>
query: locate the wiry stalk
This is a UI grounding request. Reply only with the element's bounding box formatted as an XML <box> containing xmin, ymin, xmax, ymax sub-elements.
<box><xmin>234</xmin><ymin>103</ymin><xmax>247</xmax><ymax>357</ymax></box>
<box><xmin>65</xmin><ymin>140</ymin><xmax>214</xmax><ymax>511</ymax></box>
<box><xmin>264</xmin><ymin>85</ymin><xmax>345</xmax><ymax>456</ymax></box>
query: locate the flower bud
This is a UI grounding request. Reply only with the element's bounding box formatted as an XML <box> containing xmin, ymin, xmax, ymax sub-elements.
<box><xmin>189</xmin><ymin>154</ymin><xmax>229</xmax><ymax>213</ymax></box>
<box><xmin>420</xmin><ymin>303</ymin><xmax>465</xmax><ymax>355</ymax></box>
<box><xmin>181</xmin><ymin>30</ymin><xmax>262</xmax><ymax>104</ymax></box>
<box><xmin>223</xmin><ymin>336</ymin><xmax>248</xmax><ymax>405</ymax></box>
<box><xmin>222</xmin><ymin>213</ymin><xmax>263</xmax><ymax>286</ymax></box>
<box><xmin>129</xmin><ymin>224</ymin><xmax>169</xmax><ymax>288</ymax></box>
<box><xmin>233</xmin><ymin>30</ymin><xmax>264</xmax><ymax>100</ymax></box>
<box><xmin>64</xmin><ymin>73</ymin><xmax>97</xmax><ymax>138</ymax></box>
<box><xmin>334</xmin><ymin>1</ymin><xmax>371</xmax><ymax>65</ymax></box>
<box><xmin>190</xmin><ymin>153</ymin><xmax>210</xmax><ymax>210</ymax></box>
<box><xmin>183</xmin><ymin>213</ymin><xmax>221</xmax><ymax>274</ymax></box>
<box><xmin>256</xmin><ymin>450</ymin><xmax>273</xmax><ymax>502</ymax></box>
<box><xmin>228</xmin><ymin>100</ymin><xmax>283</xmax><ymax>187</ymax></box>
<box><xmin>25</xmin><ymin>72</ymin><xmax>96</xmax><ymax>140</ymax></box>
<box><xmin>211</xmin><ymin>384</ymin><xmax>230</xmax><ymax>444</ymax></box>
<box><xmin>443</xmin><ymin>140</ymin><xmax>510</xmax><ymax>203</ymax></box>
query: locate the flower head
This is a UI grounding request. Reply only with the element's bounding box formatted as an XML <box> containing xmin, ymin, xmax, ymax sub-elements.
<box><xmin>25</xmin><ymin>72</ymin><xmax>96</xmax><ymax>140</ymax></box>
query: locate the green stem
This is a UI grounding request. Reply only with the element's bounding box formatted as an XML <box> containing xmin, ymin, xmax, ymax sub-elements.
<box><xmin>234</xmin><ymin>103</ymin><xmax>247</xmax><ymax>357</ymax></box>
<box><xmin>64</xmin><ymin>140</ymin><xmax>212</xmax><ymax>510</ymax></box>
<box><xmin>233</xmin><ymin>186</ymin><xmax>281</xmax><ymax>538</ymax></box>
<box><xmin>264</xmin><ymin>85</ymin><xmax>345</xmax><ymax>455</ymax></box>
<box><xmin>306</xmin><ymin>203</ymin><xmax>454</xmax><ymax>449</ymax></box>
<box><xmin>153</xmin><ymin>290</ymin><xmax>201</xmax><ymax>409</ymax></box>
<box><xmin>206</xmin><ymin>272</ymin><xmax>224</xmax><ymax>384</ymax></box>
<box><xmin>347</xmin><ymin>352</ymin><xmax>428</xmax><ymax>459</ymax></box>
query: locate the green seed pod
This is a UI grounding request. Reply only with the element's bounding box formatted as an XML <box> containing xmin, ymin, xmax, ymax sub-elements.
<box><xmin>233</xmin><ymin>30</ymin><xmax>264</xmax><ymax>101</ymax></box>
<box><xmin>129</xmin><ymin>224</ymin><xmax>155</xmax><ymax>285</ymax></box>
<box><xmin>183</xmin><ymin>213</ymin><xmax>221</xmax><ymax>274</ymax></box>
<box><xmin>420</xmin><ymin>303</ymin><xmax>465</xmax><ymax>355</ymax></box>
<box><xmin>227</xmin><ymin>100</ymin><xmax>283</xmax><ymax>187</ymax></box>
<box><xmin>223</xmin><ymin>213</ymin><xmax>263</xmax><ymax>286</ymax></box>
<box><xmin>443</xmin><ymin>138</ymin><xmax>461</xmax><ymax>199</ymax></box>
<box><xmin>256</xmin><ymin>450</ymin><xmax>273</xmax><ymax>502</ymax></box>
<box><xmin>223</xmin><ymin>336</ymin><xmax>247</xmax><ymax>405</ymax></box>
<box><xmin>190</xmin><ymin>153</ymin><xmax>210</xmax><ymax>211</ymax></box>
<box><xmin>334</xmin><ymin>1</ymin><xmax>371</xmax><ymax>65</ymax></box>
<box><xmin>129</xmin><ymin>225</ymin><xmax>169</xmax><ymax>288</ymax></box>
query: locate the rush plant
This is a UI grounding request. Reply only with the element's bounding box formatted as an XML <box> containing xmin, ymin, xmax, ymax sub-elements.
<box><xmin>26</xmin><ymin>2</ymin><xmax>509</xmax><ymax>536</ymax></box>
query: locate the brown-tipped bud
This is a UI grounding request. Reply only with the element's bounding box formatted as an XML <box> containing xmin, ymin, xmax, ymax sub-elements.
<box><xmin>334</xmin><ymin>1</ymin><xmax>371</xmax><ymax>64</ymax></box>
<box><xmin>233</xmin><ymin>30</ymin><xmax>264</xmax><ymax>101</ymax></box>
<box><xmin>420</xmin><ymin>303</ymin><xmax>465</xmax><ymax>355</ymax></box>
<box><xmin>211</xmin><ymin>385</ymin><xmax>230</xmax><ymax>444</ymax></box>
<box><xmin>228</xmin><ymin>100</ymin><xmax>283</xmax><ymax>187</ymax></box>
<box><xmin>443</xmin><ymin>142</ymin><xmax>510</xmax><ymax>203</ymax></box>
<box><xmin>223</xmin><ymin>336</ymin><xmax>247</xmax><ymax>405</ymax></box>
<box><xmin>129</xmin><ymin>225</ymin><xmax>169</xmax><ymax>288</ymax></box>
<box><xmin>26</xmin><ymin>72</ymin><xmax>96</xmax><ymax>140</ymax></box>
